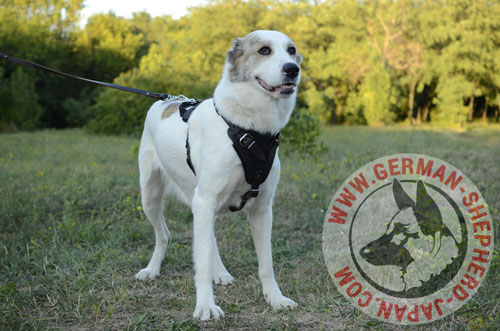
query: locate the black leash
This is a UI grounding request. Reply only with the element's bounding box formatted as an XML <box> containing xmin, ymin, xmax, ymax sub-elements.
<box><xmin>0</xmin><ymin>52</ymin><xmax>172</xmax><ymax>101</ymax></box>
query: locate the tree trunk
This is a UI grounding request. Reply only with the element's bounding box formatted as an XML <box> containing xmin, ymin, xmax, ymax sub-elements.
<box><xmin>422</xmin><ymin>104</ymin><xmax>430</xmax><ymax>122</ymax></box>
<box><xmin>330</xmin><ymin>99</ymin><xmax>338</xmax><ymax>124</ymax></box>
<box><xmin>482</xmin><ymin>96</ymin><xmax>488</xmax><ymax>122</ymax></box>
<box><xmin>408</xmin><ymin>82</ymin><xmax>416</xmax><ymax>125</ymax></box>
<box><xmin>468</xmin><ymin>95</ymin><xmax>475</xmax><ymax>122</ymax></box>
<box><xmin>416</xmin><ymin>107</ymin><xmax>422</xmax><ymax>124</ymax></box>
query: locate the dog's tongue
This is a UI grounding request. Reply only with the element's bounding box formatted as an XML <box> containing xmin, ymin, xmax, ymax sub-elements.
<box><xmin>258</xmin><ymin>78</ymin><xmax>274</xmax><ymax>91</ymax></box>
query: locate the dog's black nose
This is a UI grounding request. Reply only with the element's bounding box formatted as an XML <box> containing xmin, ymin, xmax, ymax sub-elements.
<box><xmin>282</xmin><ymin>62</ymin><xmax>300</xmax><ymax>78</ymax></box>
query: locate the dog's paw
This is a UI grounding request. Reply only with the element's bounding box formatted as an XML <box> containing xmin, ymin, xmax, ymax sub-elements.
<box><xmin>135</xmin><ymin>268</ymin><xmax>159</xmax><ymax>280</ymax></box>
<box><xmin>268</xmin><ymin>294</ymin><xmax>298</xmax><ymax>311</ymax></box>
<box><xmin>193</xmin><ymin>303</ymin><xmax>225</xmax><ymax>321</ymax></box>
<box><xmin>213</xmin><ymin>272</ymin><xmax>234</xmax><ymax>286</ymax></box>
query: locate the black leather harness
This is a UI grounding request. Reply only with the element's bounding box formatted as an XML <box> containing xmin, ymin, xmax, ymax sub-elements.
<box><xmin>179</xmin><ymin>100</ymin><xmax>280</xmax><ymax>212</ymax></box>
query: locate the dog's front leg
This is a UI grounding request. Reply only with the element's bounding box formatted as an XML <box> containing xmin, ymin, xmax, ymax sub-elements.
<box><xmin>191</xmin><ymin>191</ymin><xmax>224</xmax><ymax>321</ymax></box>
<box><xmin>248</xmin><ymin>205</ymin><xmax>297</xmax><ymax>311</ymax></box>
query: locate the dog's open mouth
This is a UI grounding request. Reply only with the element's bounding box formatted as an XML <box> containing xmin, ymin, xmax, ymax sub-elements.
<box><xmin>256</xmin><ymin>78</ymin><xmax>296</xmax><ymax>95</ymax></box>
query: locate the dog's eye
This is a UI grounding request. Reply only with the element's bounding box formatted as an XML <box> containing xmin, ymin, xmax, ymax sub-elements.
<box><xmin>287</xmin><ymin>47</ymin><xmax>296</xmax><ymax>55</ymax></box>
<box><xmin>258</xmin><ymin>46</ymin><xmax>271</xmax><ymax>55</ymax></box>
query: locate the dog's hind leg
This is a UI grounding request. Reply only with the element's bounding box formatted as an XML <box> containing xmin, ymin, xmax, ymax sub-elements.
<box><xmin>212</xmin><ymin>234</ymin><xmax>234</xmax><ymax>285</ymax></box>
<box><xmin>135</xmin><ymin>130</ymin><xmax>170</xmax><ymax>280</ymax></box>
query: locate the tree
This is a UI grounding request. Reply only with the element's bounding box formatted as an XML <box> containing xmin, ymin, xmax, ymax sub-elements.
<box><xmin>2</xmin><ymin>0</ymin><xmax>500</xmax><ymax>130</ymax></box>
<box><xmin>0</xmin><ymin>0</ymin><xmax>84</xmax><ymax>129</ymax></box>
<box><xmin>76</xmin><ymin>12</ymin><xmax>147</xmax><ymax>82</ymax></box>
<box><xmin>420</xmin><ymin>0</ymin><xmax>500</xmax><ymax>125</ymax></box>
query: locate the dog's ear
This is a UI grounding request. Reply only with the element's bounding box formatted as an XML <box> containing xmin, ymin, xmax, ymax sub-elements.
<box><xmin>393</xmin><ymin>179</ymin><xmax>415</xmax><ymax>210</ymax></box>
<box><xmin>414</xmin><ymin>180</ymin><xmax>443</xmax><ymax>237</ymax></box>
<box><xmin>227</xmin><ymin>38</ymin><xmax>244</xmax><ymax>65</ymax></box>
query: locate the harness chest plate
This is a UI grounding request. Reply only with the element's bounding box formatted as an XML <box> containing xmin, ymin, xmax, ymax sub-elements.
<box><xmin>179</xmin><ymin>100</ymin><xmax>280</xmax><ymax>211</ymax></box>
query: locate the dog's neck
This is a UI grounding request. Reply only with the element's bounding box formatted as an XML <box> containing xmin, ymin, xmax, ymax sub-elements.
<box><xmin>213</xmin><ymin>72</ymin><xmax>297</xmax><ymax>134</ymax></box>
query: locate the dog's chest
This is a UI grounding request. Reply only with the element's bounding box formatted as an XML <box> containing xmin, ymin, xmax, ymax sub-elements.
<box><xmin>182</xmin><ymin>100</ymin><xmax>280</xmax><ymax>213</ymax></box>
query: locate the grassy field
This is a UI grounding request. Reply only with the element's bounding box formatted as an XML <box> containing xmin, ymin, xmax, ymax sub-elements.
<box><xmin>1</xmin><ymin>126</ymin><xmax>499</xmax><ymax>330</ymax></box>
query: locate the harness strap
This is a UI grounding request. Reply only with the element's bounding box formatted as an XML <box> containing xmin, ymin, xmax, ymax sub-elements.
<box><xmin>180</xmin><ymin>101</ymin><xmax>202</xmax><ymax>175</ymax></box>
<box><xmin>179</xmin><ymin>99</ymin><xmax>280</xmax><ymax>212</ymax></box>
<box><xmin>185</xmin><ymin>132</ymin><xmax>196</xmax><ymax>175</ymax></box>
<box><xmin>214</xmin><ymin>102</ymin><xmax>280</xmax><ymax>212</ymax></box>
<box><xmin>180</xmin><ymin>101</ymin><xmax>201</xmax><ymax>122</ymax></box>
<box><xmin>228</xmin><ymin>172</ymin><xmax>262</xmax><ymax>212</ymax></box>
<box><xmin>226</xmin><ymin>124</ymin><xmax>268</xmax><ymax>161</ymax></box>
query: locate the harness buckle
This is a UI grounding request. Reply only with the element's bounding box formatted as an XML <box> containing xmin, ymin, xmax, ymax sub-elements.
<box><xmin>239</xmin><ymin>133</ymin><xmax>255</xmax><ymax>149</ymax></box>
<box><xmin>250</xmin><ymin>188</ymin><xmax>260</xmax><ymax>197</ymax></box>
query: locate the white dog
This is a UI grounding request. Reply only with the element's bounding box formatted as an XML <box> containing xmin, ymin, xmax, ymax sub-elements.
<box><xmin>135</xmin><ymin>30</ymin><xmax>302</xmax><ymax>320</ymax></box>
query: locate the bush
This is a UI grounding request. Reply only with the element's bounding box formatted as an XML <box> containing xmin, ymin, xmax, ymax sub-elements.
<box><xmin>0</xmin><ymin>67</ymin><xmax>43</xmax><ymax>130</ymax></box>
<box><xmin>86</xmin><ymin>70</ymin><xmax>156</xmax><ymax>136</ymax></box>
<box><xmin>281</xmin><ymin>107</ymin><xmax>327</xmax><ymax>156</ymax></box>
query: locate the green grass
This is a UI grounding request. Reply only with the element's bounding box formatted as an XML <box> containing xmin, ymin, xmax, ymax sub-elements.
<box><xmin>1</xmin><ymin>127</ymin><xmax>499</xmax><ymax>330</ymax></box>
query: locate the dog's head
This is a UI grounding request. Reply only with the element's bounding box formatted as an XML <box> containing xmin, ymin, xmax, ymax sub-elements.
<box><xmin>360</xmin><ymin>179</ymin><xmax>452</xmax><ymax>272</ymax></box>
<box><xmin>226</xmin><ymin>30</ymin><xmax>302</xmax><ymax>98</ymax></box>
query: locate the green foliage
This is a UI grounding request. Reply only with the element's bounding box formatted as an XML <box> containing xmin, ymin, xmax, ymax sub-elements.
<box><xmin>75</xmin><ymin>12</ymin><xmax>146</xmax><ymax>82</ymax></box>
<box><xmin>0</xmin><ymin>1</ymin><xmax>148</xmax><ymax>129</ymax></box>
<box><xmin>433</xmin><ymin>75</ymin><xmax>471</xmax><ymax>126</ymax></box>
<box><xmin>62</xmin><ymin>95</ymin><xmax>92</xmax><ymax>127</ymax></box>
<box><xmin>293</xmin><ymin>0</ymin><xmax>500</xmax><ymax>126</ymax></box>
<box><xmin>361</xmin><ymin>68</ymin><xmax>394</xmax><ymax>126</ymax></box>
<box><xmin>0</xmin><ymin>67</ymin><xmax>43</xmax><ymax>130</ymax></box>
<box><xmin>280</xmin><ymin>107</ymin><xmax>327</xmax><ymax>156</ymax></box>
<box><xmin>2</xmin><ymin>0</ymin><xmax>500</xmax><ymax>132</ymax></box>
<box><xmin>346</xmin><ymin>67</ymin><xmax>395</xmax><ymax>126</ymax></box>
<box><xmin>86</xmin><ymin>70</ymin><xmax>158</xmax><ymax>136</ymax></box>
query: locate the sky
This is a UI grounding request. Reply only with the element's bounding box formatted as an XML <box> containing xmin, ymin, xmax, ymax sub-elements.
<box><xmin>81</xmin><ymin>0</ymin><xmax>208</xmax><ymax>25</ymax></box>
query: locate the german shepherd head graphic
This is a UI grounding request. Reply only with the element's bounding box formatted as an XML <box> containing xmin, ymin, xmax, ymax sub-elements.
<box><xmin>360</xmin><ymin>179</ymin><xmax>460</xmax><ymax>291</ymax></box>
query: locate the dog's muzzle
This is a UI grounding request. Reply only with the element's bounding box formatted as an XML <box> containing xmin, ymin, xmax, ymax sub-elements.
<box><xmin>256</xmin><ymin>62</ymin><xmax>299</xmax><ymax>96</ymax></box>
<box><xmin>257</xmin><ymin>78</ymin><xmax>296</xmax><ymax>95</ymax></box>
